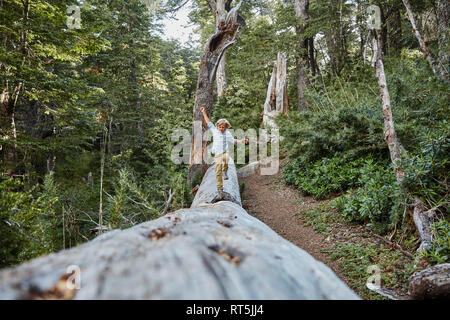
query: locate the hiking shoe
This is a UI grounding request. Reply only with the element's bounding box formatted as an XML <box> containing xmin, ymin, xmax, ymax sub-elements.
<box><xmin>216</xmin><ymin>190</ymin><xmax>224</xmax><ymax>200</ymax></box>
<box><xmin>223</xmin><ymin>170</ymin><xmax>229</xmax><ymax>180</ymax></box>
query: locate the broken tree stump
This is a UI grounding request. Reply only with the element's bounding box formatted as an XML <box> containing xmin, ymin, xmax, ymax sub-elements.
<box><xmin>0</xmin><ymin>156</ymin><xmax>359</xmax><ymax>300</ymax></box>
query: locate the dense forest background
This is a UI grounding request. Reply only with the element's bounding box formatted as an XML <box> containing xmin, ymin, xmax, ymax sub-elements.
<box><xmin>1</xmin><ymin>0</ymin><xmax>448</xmax><ymax>293</ymax></box>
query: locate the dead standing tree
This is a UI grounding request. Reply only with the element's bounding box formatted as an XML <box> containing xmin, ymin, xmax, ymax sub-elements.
<box><xmin>188</xmin><ymin>0</ymin><xmax>245</xmax><ymax>186</ymax></box>
<box><xmin>207</xmin><ymin>0</ymin><xmax>235</xmax><ymax>97</ymax></box>
<box><xmin>370</xmin><ymin>29</ymin><xmax>449</xmax><ymax>299</ymax></box>
<box><xmin>262</xmin><ymin>52</ymin><xmax>290</xmax><ymax>129</ymax></box>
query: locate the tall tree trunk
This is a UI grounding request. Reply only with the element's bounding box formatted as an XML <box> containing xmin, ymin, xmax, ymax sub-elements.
<box><xmin>371</xmin><ymin>30</ymin><xmax>404</xmax><ymax>182</ymax></box>
<box><xmin>187</xmin><ymin>1</ymin><xmax>245</xmax><ymax>186</ymax></box>
<box><xmin>294</xmin><ymin>0</ymin><xmax>310</xmax><ymax>111</ymax></box>
<box><xmin>371</xmin><ymin>29</ymin><xmax>436</xmax><ymax>257</ymax></box>
<box><xmin>402</xmin><ymin>0</ymin><xmax>448</xmax><ymax>83</ymax></box>
<box><xmin>263</xmin><ymin>52</ymin><xmax>290</xmax><ymax>129</ymax></box>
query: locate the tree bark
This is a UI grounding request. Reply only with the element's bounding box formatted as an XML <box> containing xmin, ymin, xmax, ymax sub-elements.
<box><xmin>294</xmin><ymin>0</ymin><xmax>310</xmax><ymax>110</ymax></box>
<box><xmin>263</xmin><ymin>52</ymin><xmax>290</xmax><ymax>129</ymax></box>
<box><xmin>408</xmin><ymin>263</ymin><xmax>450</xmax><ymax>299</ymax></box>
<box><xmin>371</xmin><ymin>30</ymin><xmax>405</xmax><ymax>183</ymax></box>
<box><xmin>371</xmin><ymin>29</ymin><xmax>439</xmax><ymax>259</ymax></box>
<box><xmin>216</xmin><ymin>52</ymin><xmax>227</xmax><ymax>96</ymax></box>
<box><xmin>215</xmin><ymin>0</ymin><xmax>228</xmax><ymax>97</ymax></box>
<box><xmin>0</xmin><ymin>155</ymin><xmax>359</xmax><ymax>300</ymax></box>
<box><xmin>412</xmin><ymin>197</ymin><xmax>436</xmax><ymax>254</ymax></box>
<box><xmin>401</xmin><ymin>0</ymin><xmax>448</xmax><ymax>83</ymax></box>
<box><xmin>188</xmin><ymin>1</ymin><xmax>245</xmax><ymax>186</ymax></box>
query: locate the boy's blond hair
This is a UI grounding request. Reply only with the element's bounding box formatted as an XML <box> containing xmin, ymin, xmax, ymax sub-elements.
<box><xmin>216</xmin><ymin>118</ymin><xmax>231</xmax><ymax>128</ymax></box>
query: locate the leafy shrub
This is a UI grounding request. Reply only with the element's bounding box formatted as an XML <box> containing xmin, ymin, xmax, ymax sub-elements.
<box><xmin>284</xmin><ymin>154</ymin><xmax>387</xmax><ymax>199</ymax></box>
<box><xmin>332</xmin><ymin>163</ymin><xmax>405</xmax><ymax>234</ymax></box>
<box><xmin>277</xmin><ymin>104</ymin><xmax>387</xmax><ymax>168</ymax></box>
<box><xmin>400</xmin><ymin>121</ymin><xmax>450</xmax><ymax>211</ymax></box>
<box><xmin>213</xmin><ymin>78</ymin><xmax>263</xmax><ymax>131</ymax></box>
<box><xmin>0</xmin><ymin>174</ymin><xmax>59</xmax><ymax>268</ymax></box>
<box><xmin>422</xmin><ymin>219</ymin><xmax>450</xmax><ymax>264</ymax></box>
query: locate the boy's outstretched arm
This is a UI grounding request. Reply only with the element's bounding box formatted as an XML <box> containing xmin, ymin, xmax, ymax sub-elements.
<box><xmin>200</xmin><ymin>107</ymin><xmax>210</xmax><ymax>125</ymax></box>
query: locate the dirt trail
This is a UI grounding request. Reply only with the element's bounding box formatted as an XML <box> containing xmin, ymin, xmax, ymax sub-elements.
<box><xmin>240</xmin><ymin>170</ymin><xmax>351</xmax><ymax>285</ymax></box>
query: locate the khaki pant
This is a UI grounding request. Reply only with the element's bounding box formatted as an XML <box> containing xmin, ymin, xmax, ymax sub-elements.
<box><xmin>214</xmin><ymin>152</ymin><xmax>229</xmax><ymax>191</ymax></box>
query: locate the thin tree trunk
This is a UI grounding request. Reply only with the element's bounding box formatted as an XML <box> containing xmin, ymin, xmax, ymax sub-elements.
<box><xmin>371</xmin><ymin>29</ymin><xmax>437</xmax><ymax>259</ymax></box>
<box><xmin>371</xmin><ymin>30</ymin><xmax>405</xmax><ymax>183</ymax></box>
<box><xmin>188</xmin><ymin>1</ymin><xmax>245</xmax><ymax>186</ymax></box>
<box><xmin>294</xmin><ymin>0</ymin><xmax>310</xmax><ymax>111</ymax></box>
<box><xmin>402</xmin><ymin>0</ymin><xmax>448</xmax><ymax>82</ymax></box>
<box><xmin>98</xmin><ymin>127</ymin><xmax>107</xmax><ymax>235</ymax></box>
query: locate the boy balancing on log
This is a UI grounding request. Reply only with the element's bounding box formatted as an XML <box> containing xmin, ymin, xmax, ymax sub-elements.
<box><xmin>200</xmin><ymin>107</ymin><xmax>248</xmax><ymax>200</ymax></box>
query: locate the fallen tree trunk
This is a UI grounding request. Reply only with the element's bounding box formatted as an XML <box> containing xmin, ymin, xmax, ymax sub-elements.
<box><xmin>0</xmin><ymin>156</ymin><xmax>359</xmax><ymax>300</ymax></box>
<box><xmin>408</xmin><ymin>263</ymin><xmax>450</xmax><ymax>299</ymax></box>
<box><xmin>412</xmin><ymin>197</ymin><xmax>436</xmax><ymax>254</ymax></box>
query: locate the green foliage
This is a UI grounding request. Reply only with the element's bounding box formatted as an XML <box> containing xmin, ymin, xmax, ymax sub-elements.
<box><xmin>296</xmin><ymin>203</ymin><xmax>345</xmax><ymax>236</ymax></box>
<box><xmin>279</xmin><ymin>53</ymin><xmax>449</xmax><ymax>251</ymax></box>
<box><xmin>214</xmin><ymin>79</ymin><xmax>263</xmax><ymax>131</ymax></box>
<box><xmin>421</xmin><ymin>219</ymin><xmax>450</xmax><ymax>264</ymax></box>
<box><xmin>278</xmin><ymin>103</ymin><xmax>387</xmax><ymax>167</ymax></box>
<box><xmin>0</xmin><ymin>174</ymin><xmax>58</xmax><ymax>268</ymax></box>
<box><xmin>400</xmin><ymin>121</ymin><xmax>450</xmax><ymax>210</ymax></box>
<box><xmin>331</xmin><ymin>163</ymin><xmax>405</xmax><ymax>234</ymax></box>
<box><xmin>323</xmin><ymin>241</ymin><xmax>415</xmax><ymax>300</ymax></box>
<box><xmin>105</xmin><ymin>167</ymin><xmax>158</xmax><ymax>228</ymax></box>
<box><xmin>284</xmin><ymin>154</ymin><xmax>387</xmax><ymax>200</ymax></box>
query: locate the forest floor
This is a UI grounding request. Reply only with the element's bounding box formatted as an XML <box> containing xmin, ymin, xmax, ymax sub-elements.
<box><xmin>239</xmin><ymin>161</ymin><xmax>416</xmax><ymax>300</ymax></box>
